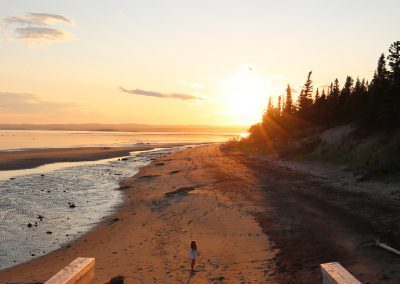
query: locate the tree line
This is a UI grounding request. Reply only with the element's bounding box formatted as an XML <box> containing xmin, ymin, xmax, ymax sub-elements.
<box><xmin>248</xmin><ymin>41</ymin><xmax>400</xmax><ymax>144</ymax></box>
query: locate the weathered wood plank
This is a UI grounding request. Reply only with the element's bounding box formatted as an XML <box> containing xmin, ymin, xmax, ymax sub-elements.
<box><xmin>45</xmin><ymin>257</ymin><xmax>95</xmax><ymax>284</ymax></box>
<box><xmin>321</xmin><ymin>262</ymin><xmax>361</xmax><ymax>284</ymax></box>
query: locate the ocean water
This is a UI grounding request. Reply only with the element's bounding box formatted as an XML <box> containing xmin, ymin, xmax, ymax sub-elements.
<box><xmin>0</xmin><ymin>147</ymin><xmax>182</xmax><ymax>269</ymax></box>
<box><xmin>0</xmin><ymin>130</ymin><xmax>243</xmax><ymax>150</ymax></box>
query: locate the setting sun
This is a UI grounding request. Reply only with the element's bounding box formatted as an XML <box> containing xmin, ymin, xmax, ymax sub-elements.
<box><xmin>222</xmin><ymin>71</ymin><xmax>270</xmax><ymax>125</ymax></box>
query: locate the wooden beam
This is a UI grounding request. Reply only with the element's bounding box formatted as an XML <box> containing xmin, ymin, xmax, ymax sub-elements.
<box><xmin>320</xmin><ymin>262</ymin><xmax>361</xmax><ymax>284</ymax></box>
<box><xmin>45</xmin><ymin>257</ymin><xmax>95</xmax><ymax>284</ymax></box>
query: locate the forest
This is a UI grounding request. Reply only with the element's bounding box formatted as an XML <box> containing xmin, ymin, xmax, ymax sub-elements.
<box><xmin>246</xmin><ymin>41</ymin><xmax>400</xmax><ymax>147</ymax></box>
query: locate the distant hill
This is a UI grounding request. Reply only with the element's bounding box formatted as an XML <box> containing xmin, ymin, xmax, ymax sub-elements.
<box><xmin>0</xmin><ymin>123</ymin><xmax>248</xmax><ymax>133</ymax></box>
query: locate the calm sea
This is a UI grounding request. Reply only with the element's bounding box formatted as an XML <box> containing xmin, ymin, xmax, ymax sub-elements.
<box><xmin>0</xmin><ymin>130</ymin><xmax>243</xmax><ymax>151</ymax></box>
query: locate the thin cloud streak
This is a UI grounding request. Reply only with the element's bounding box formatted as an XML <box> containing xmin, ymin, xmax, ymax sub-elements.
<box><xmin>0</xmin><ymin>92</ymin><xmax>76</xmax><ymax>113</ymax></box>
<box><xmin>29</xmin><ymin>13</ymin><xmax>74</xmax><ymax>25</ymax></box>
<box><xmin>15</xmin><ymin>27</ymin><xmax>70</xmax><ymax>41</ymax></box>
<box><xmin>119</xmin><ymin>87</ymin><xmax>202</xmax><ymax>101</ymax></box>
<box><xmin>4</xmin><ymin>13</ymin><xmax>74</xmax><ymax>26</ymax></box>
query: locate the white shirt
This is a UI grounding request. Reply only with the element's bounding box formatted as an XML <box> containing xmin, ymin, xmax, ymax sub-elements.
<box><xmin>188</xmin><ymin>248</ymin><xmax>198</xmax><ymax>260</ymax></box>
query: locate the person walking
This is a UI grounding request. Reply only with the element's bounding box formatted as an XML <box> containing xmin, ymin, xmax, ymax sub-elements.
<box><xmin>188</xmin><ymin>240</ymin><xmax>199</xmax><ymax>273</ymax></box>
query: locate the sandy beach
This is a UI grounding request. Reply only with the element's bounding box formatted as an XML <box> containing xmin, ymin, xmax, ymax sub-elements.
<box><xmin>0</xmin><ymin>144</ymin><xmax>399</xmax><ymax>283</ymax></box>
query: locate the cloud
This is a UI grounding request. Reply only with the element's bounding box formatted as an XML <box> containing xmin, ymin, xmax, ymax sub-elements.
<box><xmin>15</xmin><ymin>27</ymin><xmax>71</xmax><ymax>42</ymax></box>
<box><xmin>119</xmin><ymin>87</ymin><xmax>202</xmax><ymax>101</ymax></box>
<box><xmin>1</xmin><ymin>12</ymin><xmax>75</xmax><ymax>47</ymax></box>
<box><xmin>29</xmin><ymin>13</ymin><xmax>74</xmax><ymax>25</ymax></box>
<box><xmin>0</xmin><ymin>92</ymin><xmax>76</xmax><ymax>113</ymax></box>
<box><xmin>4</xmin><ymin>13</ymin><xmax>74</xmax><ymax>26</ymax></box>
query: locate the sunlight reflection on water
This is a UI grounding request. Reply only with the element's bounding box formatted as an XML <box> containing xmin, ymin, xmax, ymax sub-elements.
<box><xmin>0</xmin><ymin>130</ymin><xmax>240</xmax><ymax>150</ymax></box>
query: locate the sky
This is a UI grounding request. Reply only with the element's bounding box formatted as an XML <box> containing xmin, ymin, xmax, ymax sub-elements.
<box><xmin>1</xmin><ymin>0</ymin><xmax>399</xmax><ymax>126</ymax></box>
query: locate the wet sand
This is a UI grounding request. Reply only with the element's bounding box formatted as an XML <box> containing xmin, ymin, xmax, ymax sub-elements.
<box><xmin>0</xmin><ymin>144</ymin><xmax>399</xmax><ymax>283</ymax></box>
<box><xmin>0</xmin><ymin>146</ymin><xmax>158</xmax><ymax>171</ymax></box>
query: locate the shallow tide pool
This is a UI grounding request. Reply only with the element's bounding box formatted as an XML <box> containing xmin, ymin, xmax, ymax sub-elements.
<box><xmin>0</xmin><ymin>147</ymin><xmax>180</xmax><ymax>269</ymax></box>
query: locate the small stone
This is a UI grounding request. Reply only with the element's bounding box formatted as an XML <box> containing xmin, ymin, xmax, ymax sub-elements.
<box><xmin>27</xmin><ymin>223</ymin><xmax>33</xmax><ymax>228</ymax></box>
<box><xmin>46</xmin><ymin>231</ymin><xmax>53</xmax><ymax>234</ymax></box>
<box><xmin>109</xmin><ymin>275</ymin><xmax>124</xmax><ymax>284</ymax></box>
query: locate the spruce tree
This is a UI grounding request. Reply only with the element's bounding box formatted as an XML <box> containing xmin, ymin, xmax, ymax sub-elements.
<box><xmin>267</xmin><ymin>97</ymin><xmax>273</xmax><ymax>115</ymax></box>
<box><xmin>387</xmin><ymin>41</ymin><xmax>400</xmax><ymax>84</ymax></box>
<box><xmin>315</xmin><ymin>88</ymin><xmax>320</xmax><ymax>102</ymax></box>
<box><xmin>377</xmin><ymin>54</ymin><xmax>388</xmax><ymax>81</ymax></box>
<box><xmin>298</xmin><ymin>71</ymin><xmax>314</xmax><ymax>113</ymax></box>
<box><xmin>341</xmin><ymin>76</ymin><xmax>354</xmax><ymax>98</ymax></box>
<box><xmin>284</xmin><ymin>84</ymin><xmax>294</xmax><ymax>114</ymax></box>
<box><xmin>354</xmin><ymin>78</ymin><xmax>362</xmax><ymax>96</ymax></box>
<box><xmin>332</xmin><ymin>79</ymin><xmax>340</xmax><ymax>98</ymax></box>
<box><xmin>320</xmin><ymin>89</ymin><xmax>327</xmax><ymax>101</ymax></box>
<box><xmin>372</xmin><ymin>54</ymin><xmax>388</xmax><ymax>88</ymax></box>
<box><xmin>277</xmin><ymin>95</ymin><xmax>282</xmax><ymax>115</ymax></box>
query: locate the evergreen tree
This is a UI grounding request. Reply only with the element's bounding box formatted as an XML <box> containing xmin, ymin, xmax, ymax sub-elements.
<box><xmin>298</xmin><ymin>71</ymin><xmax>314</xmax><ymax>113</ymax></box>
<box><xmin>315</xmin><ymin>88</ymin><xmax>320</xmax><ymax>102</ymax></box>
<box><xmin>332</xmin><ymin>79</ymin><xmax>340</xmax><ymax>98</ymax></box>
<box><xmin>354</xmin><ymin>78</ymin><xmax>364</xmax><ymax>96</ymax></box>
<box><xmin>320</xmin><ymin>89</ymin><xmax>327</xmax><ymax>101</ymax></box>
<box><xmin>377</xmin><ymin>54</ymin><xmax>388</xmax><ymax>82</ymax></box>
<box><xmin>277</xmin><ymin>95</ymin><xmax>282</xmax><ymax>115</ymax></box>
<box><xmin>371</xmin><ymin>53</ymin><xmax>388</xmax><ymax>88</ymax></box>
<box><xmin>387</xmin><ymin>41</ymin><xmax>400</xmax><ymax>84</ymax></box>
<box><xmin>341</xmin><ymin>76</ymin><xmax>354</xmax><ymax>98</ymax></box>
<box><xmin>267</xmin><ymin>96</ymin><xmax>273</xmax><ymax>115</ymax></box>
<box><xmin>284</xmin><ymin>84</ymin><xmax>294</xmax><ymax>114</ymax></box>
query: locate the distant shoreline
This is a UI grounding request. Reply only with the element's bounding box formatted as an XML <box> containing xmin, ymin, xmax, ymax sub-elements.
<box><xmin>0</xmin><ymin>123</ymin><xmax>248</xmax><ymax>133</ymax></box>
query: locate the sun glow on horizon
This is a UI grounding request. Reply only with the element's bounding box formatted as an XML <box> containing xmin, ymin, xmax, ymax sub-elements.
<box><xmin>221</xmin><ymin>70</ymin><xmax>271</xmax><ymax>126</ymax></box>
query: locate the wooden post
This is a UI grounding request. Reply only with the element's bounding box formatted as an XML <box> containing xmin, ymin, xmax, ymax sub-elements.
<box><xmin>45</xmin><ymin>257</ymin><xmax>95</xmax><ymax>284</ymax></box>
<box><xmin>320</xmin><ymin>262</ymin><xmax>361</xmax><ymax>284</ymax></box>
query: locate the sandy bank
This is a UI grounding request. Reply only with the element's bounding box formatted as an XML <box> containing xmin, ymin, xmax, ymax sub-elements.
<box><xmin>0</xmin><ymin>146</ymin><xmax>159</xmax><ymax>171</ymax></box>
